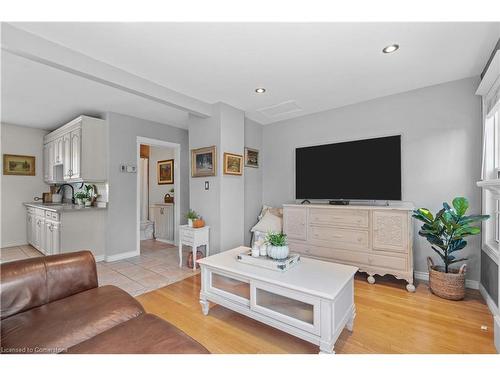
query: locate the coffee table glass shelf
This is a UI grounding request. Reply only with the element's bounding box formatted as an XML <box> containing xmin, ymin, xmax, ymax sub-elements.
<box><xmin>197</xmin><ymin>246</ymin><xmax>358</xmax><ymax>354</ymax></box>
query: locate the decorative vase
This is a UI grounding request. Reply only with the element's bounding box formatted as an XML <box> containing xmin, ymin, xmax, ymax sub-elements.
<box><xmin>188</xmin><ymin>218</ymin><xmax>193</xmax><ymax>227</ymax></box>
<box><xmin>251</xmin><ymin>244</ymin><xmax>260</xmax><ymax>257</ymax></box>
<box><xmin>427</xmin><ymin>257</ymin><xmax>466</xmax><ymax>300</ymax></box>
<box><xmin>267</xmin><ymin>245</ymin><xmax>289</xmax><ymax>260</ymax></box>
<box><xmin>259</xmin><ymin>244</ymin><xmax>267</xmax><ymax>257</ymax></box>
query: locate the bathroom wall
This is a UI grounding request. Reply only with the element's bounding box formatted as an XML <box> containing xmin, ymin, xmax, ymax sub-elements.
<box><xmin>148</xmin><ymin>145</ymin><xmax>176</xmax><ymax>214</ymax></box>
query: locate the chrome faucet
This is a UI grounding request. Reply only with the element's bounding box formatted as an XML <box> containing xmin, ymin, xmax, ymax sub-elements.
<box><xmin>57</xmin><ymin>184</ymin><xmax>75</xmax><ymax>204</ymax></box>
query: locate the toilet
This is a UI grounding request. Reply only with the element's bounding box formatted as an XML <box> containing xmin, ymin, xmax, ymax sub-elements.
<box><xmin>140</xmin><ymin>220</ymin><xmax>154</xmax><ymax>240</ymax></box>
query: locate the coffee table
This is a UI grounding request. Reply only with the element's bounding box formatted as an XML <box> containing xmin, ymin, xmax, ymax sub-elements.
<box><xmin>197</xmin><ymin>246</ymin><xmax>358</xmax><ymax>354</ymax></box>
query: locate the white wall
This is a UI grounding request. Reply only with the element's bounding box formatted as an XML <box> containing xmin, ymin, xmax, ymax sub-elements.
<box><xmin>262</xmin><ymin>77</ymin><xmax>483</xmax><ymax>281</ymax></box>
<box><xmin>244</xmin><ymin>118</ymin><xmax>263</xmax><ymax>245</ymax></box>
<box><xmin>148</xmin><ymin>145</ymin><xmax>175</xmax><ymax>208</ymax></box>
<box><xmin>1</xmin><ymin>123</ymin><xmax>48</xmax><ymax>247</ymax></box>
<box><xmin>106</xmin><ymin>112</ymin><xmax>189</xmax><ymax>257</ymax></box>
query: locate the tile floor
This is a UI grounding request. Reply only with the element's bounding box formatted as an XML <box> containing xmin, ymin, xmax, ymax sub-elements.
<box><xmin>1</xmin><ymin>240</ymin><xmax>200</xmax><ymax>296</ymax></box>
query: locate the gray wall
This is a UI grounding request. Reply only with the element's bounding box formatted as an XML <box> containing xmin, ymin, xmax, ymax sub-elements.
<box><xmin>188</xmin><ymin>103</ymin><xmax>246</xmax><ymax>254</ymax></box>
<box><xmin>188</xmin><ymin>110</ymin><xmax>222</xmax><ymax>253</ymax></box>
<box><xmin>244</xmin><ymin>118</ymin><xmax>263</xmax><ymax>245</ymax></box>
<box><xmin>262</xmin><ymin>77</ymin><xmax>483</xmax><ymax>281</ymax></box>
<box><xmin>106</xmin><ymin>112</ymin><xmax>189</xmax><ymax>256</ymax></box>
<box><xmin>1</xmin><ymin>123</ymin><xmax>48</xmax><ymax>247</ymax></box>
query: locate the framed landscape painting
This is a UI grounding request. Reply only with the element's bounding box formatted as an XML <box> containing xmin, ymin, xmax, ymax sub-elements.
<box><xmin>223</xmin><ymin>152</ymin><xmax>243</xmax><ymax>175</ymax></box>
<box><xmin>244</xmin><ymin>147</ymin><xmax>259</xmax><ymax>168</ymax></box>
<box><xmin>192</xmin><ymin>146</ymin><xmax>216</xmax><ymax>177</ymax></box>
<box><xmin>3</xmin><ymin>154</ymin><xmax>36</xmax><ymax>176</ymax></box>
<box><xmin>157</xmin><ymin>159</ymin><xmax>174</xmax><ymax>184</ymax></box>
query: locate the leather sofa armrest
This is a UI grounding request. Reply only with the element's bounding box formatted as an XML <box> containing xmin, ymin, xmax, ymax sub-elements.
<box><xmin>1</xmin><ymin>250</ymin><xmax>98</xmax><ymax>320</ymax></box>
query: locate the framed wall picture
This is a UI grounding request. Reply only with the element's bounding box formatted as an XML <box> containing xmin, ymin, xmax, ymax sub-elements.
<box><xmin>244</xmin><ymin>147</ymin><xmax>259</xmax><ymax>168</ymax></box>
<box><xmin>191</xmin><ymin>146</ymin><xmax>217</xmax><ymax>177</ymax></box>
<box><xmin>223</xmin><ymin>152</ymin><xmax>243</xmax><ymax>175</ymax></box>
<box><xmin>157</xmin><ymin>159</ymin><xmax>174</xmax><ymax>184</ymax></box>
<box><xmin>3</xmin><ymin>154</ymin><xmax>36</xmax><ymax>176</ymax></box>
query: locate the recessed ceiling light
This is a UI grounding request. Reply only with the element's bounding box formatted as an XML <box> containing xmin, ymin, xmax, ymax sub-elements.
<box><xmin>255</xmin><ymin>88</ymin><xmax>266</xmax><ymax>94</ymax></box>
<box><xmin>382</xmin><ymin>44</ymin><xmax>399</xmax><ymax>54</ymax></box>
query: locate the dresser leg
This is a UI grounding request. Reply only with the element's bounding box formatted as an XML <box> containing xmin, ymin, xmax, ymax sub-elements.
<box><xmin>367</xmin><ymin>274</ymin><xmax>376</xmax><ymax>284</ymax></box>
<box><xmin>178</xmin><ymin>241</ymin><xmax>183</xmax><ymax>268</ymax></box>
<box><xmin>406</xmin><ymin>283</ymin><xmax>416</xmax><ymax>293</ymax></box>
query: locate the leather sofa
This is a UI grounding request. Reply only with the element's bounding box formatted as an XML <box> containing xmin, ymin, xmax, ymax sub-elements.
<box><xmin>0</xmin><ymin>251</ymin><xmax>209</xmax><ymax>354</ymax></box>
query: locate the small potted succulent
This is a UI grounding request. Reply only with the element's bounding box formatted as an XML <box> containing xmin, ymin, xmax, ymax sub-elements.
<box><xmin>413</xmin><ymin>197</ymin><xmax>489</xmax><ymax>300</ymax></box>
<box><xmin>265</xmin><ymin>232</ymin><xmax>289</xmax><ymax>260</ymax></box>
<box><xmin>186</xmin><ymin>209</ymin><xmax>199</xmax><ymax>227</ymax></box>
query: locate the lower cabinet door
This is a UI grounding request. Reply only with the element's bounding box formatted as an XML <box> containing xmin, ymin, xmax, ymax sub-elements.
<box><xmin>250</xmin><ymin>281</ymin><xmax>320</xmax><ymax>335</ymax></box>
<box><xmin>45</xmin><ymin>221</ymin><xmax>53</xmax><ymax>255</ymax></box>
<box><xmin>26</xmin><ymin>213</ymin><xmax>33</xmax><ymax>246</ymax></box>
<box><xmin>208</xmin><ymin>271</ymin><xmax>250</xmax><ymax>306</ymax></box>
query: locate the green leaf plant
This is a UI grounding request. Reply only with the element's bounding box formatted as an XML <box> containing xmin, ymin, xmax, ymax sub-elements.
<box><xmin>265</xmin><ymin>232</ymin><xmax>288</xmax><ymax>247</ymax></box>
<box><xmin>413</xmin><ymin>197</ymin><xmax>489</xmax><ymax>273</ymax></box>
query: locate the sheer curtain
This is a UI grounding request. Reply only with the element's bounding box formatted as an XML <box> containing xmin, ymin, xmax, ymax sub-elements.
<box><xmin>139</xmin><ymin>158</ymin><xmax>149</xmax><ymax>221</ymax></box>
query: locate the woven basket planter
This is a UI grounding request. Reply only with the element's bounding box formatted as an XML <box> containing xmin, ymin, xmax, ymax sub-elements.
<box><xmin>427</xmin><ymin>257</ymin><xmax>466</xmax><ymax>301</ymax></box>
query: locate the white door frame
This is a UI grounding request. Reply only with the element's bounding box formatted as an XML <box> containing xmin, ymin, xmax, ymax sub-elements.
<box><xmin>136</xmin><ymin>136</ymin><xmax>181</xmax><ymax>254</ymax></box>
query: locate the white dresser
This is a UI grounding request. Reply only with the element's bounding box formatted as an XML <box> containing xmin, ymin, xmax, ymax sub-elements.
<box><xmin>283</xmin><ymin>203</ymin><xmax>415</xmax><ymax>292</ymax></box>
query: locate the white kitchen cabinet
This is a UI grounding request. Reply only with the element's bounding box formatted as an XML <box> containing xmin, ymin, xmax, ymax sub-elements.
<box><xmin>44</xmin><ymin>115</ymin><xmax>107</xmax><ymax>183</ymax></box>
<box><xmin>62</xmin><ymin>132</ymin><xmax>72</xmax><ymax>180</ymax></box>
<box><xmin>151</xmin><ymin>203</ymin><xmax>174</xmax><ymax>243</ymax></box>
<box><xmin>44</xmin><ymin>220</ymin><xmax>60</xmax><ymax>256</ymax></box>
<box><xmin>43</xmin><ymin>143</ymin><xmax>50</xmax><ymax>182</ymax></box>
<box><xmin>69</xmin><ymin>128</ymin><xmax>81</xmax><ymax>180</ymax></box>
<box><xmin>25</xmin><ymin>204</ymin><xmax>106</xmax><ymax>260</ymax></box>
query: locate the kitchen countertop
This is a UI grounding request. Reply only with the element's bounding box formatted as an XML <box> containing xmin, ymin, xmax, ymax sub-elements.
<box><xmin>23</xmin><ymin>202</ymin><xmax>107</xmax><ymax>212</ymax></box>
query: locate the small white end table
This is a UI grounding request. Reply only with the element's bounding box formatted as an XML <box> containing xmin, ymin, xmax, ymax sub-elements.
<box><xmin>178</xmin><ymin>225</ymin><xmax>210</xmax><ymax>270</ymax></box>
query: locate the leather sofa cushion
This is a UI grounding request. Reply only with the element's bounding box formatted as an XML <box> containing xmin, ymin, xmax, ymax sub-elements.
<box><xmin>66</xmin><ymin>313</ymin><xmax>209</xmax><ymax>354</ymax></box>
<box><xmin>1</xmin><ymin>251</ymin><xmax>98</xmax><ymax>320</ymax></box>
<box><xmin>1</xmin><ymin>285</ymin><xmax>144</xmax><ymax>354</ymax></box>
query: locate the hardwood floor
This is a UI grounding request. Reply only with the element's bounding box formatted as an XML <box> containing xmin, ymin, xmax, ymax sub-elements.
<box><xmin>136</xmin><ymin>273</ymin><xmax>496</xmax><ymax>354</ymax></box>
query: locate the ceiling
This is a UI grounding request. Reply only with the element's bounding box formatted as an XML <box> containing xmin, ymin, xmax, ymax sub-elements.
<box><xmin>3</xmin><ymin>22</ymin><xmax>500</xmax><ymax>129</ymax></box>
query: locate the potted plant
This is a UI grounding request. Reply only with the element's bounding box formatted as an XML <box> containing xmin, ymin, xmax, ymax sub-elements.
<box><xmin>413</xmin><ymin>197</ymin><xmax>489</xmax><ymax>300</ymax></box>
<box><xmin>84</xmin><ymin>184</ymin><xmax>95</xmax><ymax>206</ymax></box>
<box><xmin>74</xmin><ymin>191</ymin><xmax>88</xmax><ymax>206</ymax></box>
<box><xmin>186</xmin><ymin>209</ymin><xmax>199</xmax><ymax>227</ymax></box>
<box><xmin>265</xmin><ymin>232</ymin><xmax>289</xmax><ymax>260</ymax></box>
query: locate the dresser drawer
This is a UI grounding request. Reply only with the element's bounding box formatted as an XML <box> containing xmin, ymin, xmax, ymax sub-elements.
<box><xmin>368</xmin><ymin>254</ymin><xmax>407</xmax><ymax>271</ymax></box>
<box><xmin>308</xmin><ymin>225</ymin><xmax>369</xmax><ymax>251</ymax></box>
<box><xmin>309</xmin><ymin>208</ymin><xmax>369</xmax><ymax>228</ymax></box>
<box><xmin>288</xmin><ymin>241</ymin><xmax>368</xmax><ymax>266</ymax></box>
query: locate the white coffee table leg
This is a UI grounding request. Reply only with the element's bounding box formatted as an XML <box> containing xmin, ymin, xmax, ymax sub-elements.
<box><xmin>178</xmin><ymin>240</ymin><xmax>183</xmax><ymax>268</ymax></box>
<box><xmin>200</xmin><ymin>296</ymin><xmax>209</xmax><ymax>316</ymax></box>
<box><xmin>319</xmin><ymin>342</ymin><xmax>335</xmax><ymax>354</ymax></box>
<box><xmin>346</xmin><ymin>306</ymin><xmax>356</xmax><ymax>332</ymax></box>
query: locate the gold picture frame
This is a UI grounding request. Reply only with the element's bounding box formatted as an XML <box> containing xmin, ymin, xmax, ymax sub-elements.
<box><xmin>223</xmin><ymin>152</ymin><xmax>243</xmax><ymax>175</ymax></box>
<box><xmin>191</xmin><ymin>146</ymin><xmax>217</xmax><ymax>177</ymax></box>
<box><xmin>3</xmin><ymin>154</ymin><xmax>36</xmax><ymax>176</ymax></box>
<box><xmin>157</xmin><ymin>159</ymin><xmax>174</xmax><ymax>184</ymax></box>
<box><xmin>244</xmin><ymin>147</ymin><xmax>259</xmax><ymax>168</ymax></box>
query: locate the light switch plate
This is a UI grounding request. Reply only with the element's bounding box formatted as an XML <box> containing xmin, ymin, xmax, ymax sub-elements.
<box><xmin>205</xmin><ymin>181</ymin><xmax>209</xmax><ymax>190</ymax></box>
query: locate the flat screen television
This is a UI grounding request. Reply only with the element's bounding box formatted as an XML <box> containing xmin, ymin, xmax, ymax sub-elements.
<box><xmin>295</xmin><ymin>135</ymin><xmax>401</xmax><ymax>201</ymax></box>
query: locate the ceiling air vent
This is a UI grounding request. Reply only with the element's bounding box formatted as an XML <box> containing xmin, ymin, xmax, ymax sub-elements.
<box><xmin>257</xmin><ymin>100</ymin><xmax>302</xmax><ymax>118</ymax></box>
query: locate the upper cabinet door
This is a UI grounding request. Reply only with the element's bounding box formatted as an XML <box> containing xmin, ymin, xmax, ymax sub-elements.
<box><xmin>62</xmin><ymin>133</ymin><xmax>72</xmax><ymax>180</ymax></box>
<box><xmin>54</xmin><ymin>137</ymin><xmax>64</xmax><ymax>165</ymax></box>
<box><xmin>47</xmin><ymin>141</ymin><xmax>55</xmax><ymax>182</ymax></box>
<box><xmin>70</xmin><ymin>128</ymin><xmax>82</xmax><ymax>179</ymax></box>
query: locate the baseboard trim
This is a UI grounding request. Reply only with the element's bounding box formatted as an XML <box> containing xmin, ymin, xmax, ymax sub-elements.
<box><xmin>104</xmin><ymin>250</ymin><xmax>140</xmax><ymax>262</ymax></box>
<box><xmin>94</xmin><ymin>255</ymin><xmax>105</xmax><ymax>262</ymax></box>
<box><xmin>414</xmin><ymin>271</ymin><xmax>479</xmax><ymax>290</ymax></box>
<box><xmin>479</xmin><ymin>283</ymin><xmax>500</xmax><ymax>316</ymax></box>
<box><xmin>1</xmin><ymin>241</ymin><xmax>28</xmax><ymax>248</ymax></box>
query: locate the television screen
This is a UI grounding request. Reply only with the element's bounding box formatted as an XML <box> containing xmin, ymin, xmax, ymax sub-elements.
<box><xmin>295</xmin><ymin>135</ymin><xmax>401</xmax><ymax>201</ymax></box>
